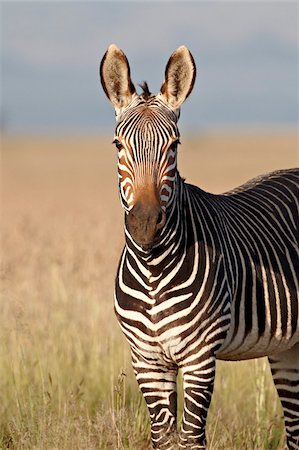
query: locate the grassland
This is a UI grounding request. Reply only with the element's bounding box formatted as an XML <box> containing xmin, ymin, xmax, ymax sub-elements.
<box><xmin>1</xmin><ymin>132</ymin><xmax>298</xmax><ymax>449</ymax></box>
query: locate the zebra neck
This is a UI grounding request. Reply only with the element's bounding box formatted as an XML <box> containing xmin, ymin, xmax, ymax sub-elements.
<box><xmin>120</xmin><ymin>177</ymin><xmax>224</xmax><ymax>311</ymax></box>
<box><xmin>123</xmin><ymin>176</ymin><xmax>198</xmax><ymax>274</ymax></box>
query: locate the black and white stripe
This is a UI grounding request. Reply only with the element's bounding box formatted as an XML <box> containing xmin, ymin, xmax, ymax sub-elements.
<box><xmin>115</xmin><ymin>165</ymin><xmax>299</xmax><ymax>449</ymax></box>
<box><xmin>100</xmin><ymin>45</ymin><xmax>299</xmax><ymax>450</ymax></box>
<box><xmin>115</xmin><ymin>94</ymin><xmax>179</xmax><ymax>213</ymax></box>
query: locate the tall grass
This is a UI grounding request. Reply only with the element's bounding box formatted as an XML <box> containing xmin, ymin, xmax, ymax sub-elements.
<box><xmin>0</xmin><ymin>220</ymin><xmax>284</xmax><ymax>450</ymax></box>
<box><xmin>2</xmin><ymin>134</ymin><xmax>295</xmax><ymax>449</ymax></box>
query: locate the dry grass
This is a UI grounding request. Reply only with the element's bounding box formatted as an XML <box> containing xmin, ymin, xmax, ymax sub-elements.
<box><xmin>1</xmin><ymin>132</ymin><xmax>298</xmax><ymax>449</ymax></box>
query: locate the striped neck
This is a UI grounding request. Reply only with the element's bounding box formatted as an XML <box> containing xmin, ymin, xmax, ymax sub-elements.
<box><xmin>124</xmin><ymin>173</ymin><xmax>187</xmax><ymax>263</ymax></box>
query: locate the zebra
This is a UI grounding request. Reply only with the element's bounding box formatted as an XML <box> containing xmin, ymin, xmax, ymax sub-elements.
<box><xmin>100</xmin><ymin>44</ymin><xmax>299</xmax><ymax>449</ymax></box>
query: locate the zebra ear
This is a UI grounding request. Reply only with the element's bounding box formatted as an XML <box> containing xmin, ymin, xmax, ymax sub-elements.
<box><xmin>100</xmin><ymin>44</ymin><xmax>136</xmax><ymax>114</ymax></box>
<box><xmin>160</xmin><ymin>46</ymin><xmax>196</xmax><ymax>110</ymax></box>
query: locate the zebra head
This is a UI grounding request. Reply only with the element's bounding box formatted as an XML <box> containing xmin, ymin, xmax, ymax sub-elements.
<box><xmin>100</xmin><ymin>45</ymin><xmax>196</xmax><ymax>249</ymax></box>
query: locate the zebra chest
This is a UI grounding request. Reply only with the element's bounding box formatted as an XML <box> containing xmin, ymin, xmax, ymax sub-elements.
<box><xmin>115</xmin><ymin>280</ymin><xmax>193</xmax><ymax>361</ymax></box>
<box><xmin>115</xmin><ymin>248</ymin><xmax>230</xmax><ymax>362</ymax></box>
<box><xmin>115</xmin><ymin>284</ymin><xmax>191</xmax><ymax>331</ymax></box>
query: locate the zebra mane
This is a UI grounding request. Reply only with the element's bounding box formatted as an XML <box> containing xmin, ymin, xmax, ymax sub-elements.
<box><xmin>139</xmin><ymin>81</ymin><xmax>151</xmax><ymax>100</ymax></box>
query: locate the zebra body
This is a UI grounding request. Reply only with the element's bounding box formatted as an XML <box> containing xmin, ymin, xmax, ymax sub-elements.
<box><xmin>117</xmin><ymin>170</ymin><xmax>299</xmax><ymax>361</ymax></box>
<box><xmin>100</xmin><ymin>45</ymin><xmax>299</xmax><ymax>449</ymax></box>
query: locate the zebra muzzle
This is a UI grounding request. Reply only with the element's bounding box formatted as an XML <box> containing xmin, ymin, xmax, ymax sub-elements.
<box><xmin>126</xmin><ymin>201</ymin><xmax>166</xmax><ymax>249</ymax></box>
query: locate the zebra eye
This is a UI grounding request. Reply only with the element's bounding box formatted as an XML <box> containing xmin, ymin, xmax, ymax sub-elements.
<box><xmin>113</xmin><ymin>139</ymin><xmax>123</xmax><ymax>150</ymax></box>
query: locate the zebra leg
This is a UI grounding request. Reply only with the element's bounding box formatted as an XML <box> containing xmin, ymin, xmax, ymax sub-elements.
<box><xmin>268</xmin><ymin>342</ymin><xmax>299</xmax><ymax>449</ymax></box>
<box><xmin>131</xmin><ymin>351</ymin><xmax>178</xmax><ymax>449</ymax></box>
<box><xmin>179</xmin><ymin>357</ymin><xmax>216</xmax><ymax>449</ymax></box>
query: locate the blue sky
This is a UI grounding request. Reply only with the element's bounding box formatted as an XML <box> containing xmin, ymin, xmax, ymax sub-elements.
<box><xmin>1</xmin><ymin>1</ymin><xmax>298</xmax><ymax>134</ymax></box>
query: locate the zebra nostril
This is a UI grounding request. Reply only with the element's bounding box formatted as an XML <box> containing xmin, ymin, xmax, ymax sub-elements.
<box><xmin>156</xmin><ymin>210</ymin><xmax>166</xmax><ymax>230</ymax></box>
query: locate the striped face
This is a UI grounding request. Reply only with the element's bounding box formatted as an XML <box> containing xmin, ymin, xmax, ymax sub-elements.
<box><xmin>100</xmin><ymin>44</ymin><xmax>196</xmax><ymax>248</ymax></box>
<box><xmin>114</xmin><ymin>95</ymin><xmax>180</xmax><ymax>215</ymax></box>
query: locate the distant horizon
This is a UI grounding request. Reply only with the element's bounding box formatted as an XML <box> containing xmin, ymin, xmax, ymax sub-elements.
<box><xmin>2</xmin><ymin>124</ymin><xmax>298</xmax><ymax>139</ymax></box>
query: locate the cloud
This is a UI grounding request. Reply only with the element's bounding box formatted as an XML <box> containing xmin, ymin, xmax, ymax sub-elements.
<box><xmin>3</xmin><ymin>2</ymin><xmax>297</xmax><ymax>68</ymax></box>
<box><xmin>2</xmin><ymin>2</ymin><xmax>298</xmax><ymax>132</ymax></box>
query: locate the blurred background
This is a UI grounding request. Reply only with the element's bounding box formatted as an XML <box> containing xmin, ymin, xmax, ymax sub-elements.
<box><xmin>1</xmin><ymin>3</ymin><xmax>298</xmax><ymax>449</ymax></box>
<box><xmin>1</xmin><ymin>2</ymin><xmax>298</xmax><ymax>134</ymax></box>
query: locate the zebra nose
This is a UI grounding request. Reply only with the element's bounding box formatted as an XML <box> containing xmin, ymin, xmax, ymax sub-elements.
<box><xmin>126</xmin><ymin>202</ymin><xmax>166</xmax><ymax>247</ymax></box>
<box><xmin>156</xmin><ymin>209</ymin><xmax>166</xmax><ymax>230</ymax></box>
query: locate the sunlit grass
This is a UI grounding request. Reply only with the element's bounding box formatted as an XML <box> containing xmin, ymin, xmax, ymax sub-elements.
<box><xmin>2</xmin><ymin>134</ymin><xmax>295</xmax><ymax>449</ymax></box>
<box><xmin>0</xmin><ymin>209</ymin><xmax>284</xmax><ymax>450</ymax></box>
